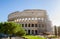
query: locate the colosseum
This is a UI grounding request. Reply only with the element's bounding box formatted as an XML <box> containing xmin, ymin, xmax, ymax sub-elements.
<box><xmin>8</xmin><ymin>9</ymin><xmax>52</xmax><ymax>35</ymax></box>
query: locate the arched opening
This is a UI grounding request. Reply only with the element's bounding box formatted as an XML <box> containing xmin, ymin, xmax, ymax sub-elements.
<box><xmin>28</xmin><ymin>30</ymin><xmax>30</xmax><ymax>34</ymax></box>
<box><xmin>22</xmin><ymin>24</ymin><xmax>24</xmax><ymax>27</ymax></box>
<box><xmin>25</xmin><ymin>24</ymin><xmax>27</xmax><ymax>27</ymax></box>
<box><xmin>32</xmin><ymin>24</ymin><xmax>34</xmax><ymax>27</ymax></box>
<box><xmin>35</xmin><ymin>24</ymin><xmax>37</xmax><ymax>27</ymax></box>
<box><xmin>32</xmin><ymin>30</ymin><xmax>34</xmax><ymax>34</ymax></box>
<box><xmin>35</xmin><ymin>30</ymin><xmax>37</xmax><ymax>35</ymax></box>
<box><xmin>28</xmin><ymin>24</ymin><xmax>30</xmax><ymax>27</ymax></box>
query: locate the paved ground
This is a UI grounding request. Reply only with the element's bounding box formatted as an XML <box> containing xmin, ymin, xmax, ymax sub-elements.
<box><xmin>37</xmin><ymin>35</ymin><xmax>60</xmax><ymax>39</ymax></box>
<box><xmin>47</xmin><ymin>37</ymin><xmax>60</xmax><ymax>39</ymax></box>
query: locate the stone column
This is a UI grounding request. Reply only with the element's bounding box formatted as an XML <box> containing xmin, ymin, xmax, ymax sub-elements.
<box><xmin>34</xmin><ymin>24</ymin><xmax>35</xmax><ymax>35</ymax></box>
<box><xmin>41</xmin><ymin>23</ymin><xmax>43</xmax><ymax>33</ymax></box>
<box><xmin>24</xmin><ymin>24</ymin><xmax>25</xmax><ymax>27</ymax></box>
<box><xmin>34</xmin><ymin>30</ymin><xmax>35</xmax><ymax>35</ymax></box>
<box><xmin>27</xmin><ymin>24</ymin><xmax>28</xmax><ymax>27</ymax></box>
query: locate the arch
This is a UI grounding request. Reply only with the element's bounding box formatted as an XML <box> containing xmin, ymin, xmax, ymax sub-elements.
<box><xmin>22</xmin><ymin>24</ymin><xmax>24</xmax><ymax>27</ymax></box>
<box><xmin>25</xmin><ymin>24</ymin><xmax>27</xmax><ymax>27</ymax></box>
<box><xmin>28</xmin><ymin>24</ymin><xmax>30</xmax><ymax>27</ymax></box>
<box><xmin>32</xmin><ymin>24</ymin><xmax>34</xmax><ymax>27</ymax></box>
<box><xmin>35</xmin><ymin>30</ymin><xmax>37</xmax><ymax>35</ymax></box>
<box><xmin>28</xmin><ymin>30</ymin><xmax>30</xmax><ymax>34</ymax></box>
<box><xmin>32</xmin><ymin>30</ymin><xmax>34</xmax><ymax>34</ymax></box>
<box><xmin>35</xmin><ymin>24</ymin><xmax>37</xmax><ymax>27</ymax></box>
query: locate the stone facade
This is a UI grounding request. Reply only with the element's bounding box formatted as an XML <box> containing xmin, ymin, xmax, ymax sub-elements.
<box><xmin>8</xmin><ymin>9</ymin><xmax>52</xmax><ymax>35</ymax></box>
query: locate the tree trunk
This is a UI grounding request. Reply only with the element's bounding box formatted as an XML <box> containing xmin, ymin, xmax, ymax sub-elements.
<box><xmin>9</xmin><ymin>36</ymin><xmax>11</xmax><ymax>39</ymax></box>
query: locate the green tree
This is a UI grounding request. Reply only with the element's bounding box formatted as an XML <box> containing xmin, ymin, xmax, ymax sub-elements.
<box><xmin>0</xmin><ymin>22</ymin><xmax>5</xmax><ymax>33</ymax></box>
<box><xmin>0</xmin><ymin>22</ymin><xmax>26</xmax><ymax>39</ymax></box>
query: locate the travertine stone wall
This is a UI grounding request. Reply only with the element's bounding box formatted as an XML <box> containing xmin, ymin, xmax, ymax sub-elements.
<box><xmin>8</xmin><ymin>9</ymin><xmax>52</xmax><ymax>35</ymax></box>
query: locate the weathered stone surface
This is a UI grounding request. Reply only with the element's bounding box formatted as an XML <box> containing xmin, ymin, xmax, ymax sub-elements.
<box><xmin>8</xmin><ymin>9</ymin><xmax>52</xmax><ymax>35</ymax></box>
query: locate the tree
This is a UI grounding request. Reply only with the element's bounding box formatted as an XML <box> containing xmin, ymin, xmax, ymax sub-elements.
<box><xmin>54</xmin><ymin>26</ymin><xmax>58</xmax><ymax>36</ymax></box>
<box><xmin>0</xmin><ymin>22</ymin><xmax>5</xmax><ymax>39</ymax></box>
<box><xmin>0</xmin><ymin>22</ymin><xmax>4</xmax><ymax>33</ymax></box>
<box><xmin>0</xmin><ymin>22</ymin><xmax>26</xmax><ymax>39</ymax></box>
<box><xmin>58</xmin><ymin>26</ymin><xmax>60</xmax><ymax>36</ymax></box>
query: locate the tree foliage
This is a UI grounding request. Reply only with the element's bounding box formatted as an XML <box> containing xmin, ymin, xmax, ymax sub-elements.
<box><xmin>0</xmin><ymin>22</ymin><xmax>26</xmax><ymax>37</ymax></box>
<box><xmin>0</xmin><ymin>22</ymin><xmax>4</xmax><ymax>33</ymax></box>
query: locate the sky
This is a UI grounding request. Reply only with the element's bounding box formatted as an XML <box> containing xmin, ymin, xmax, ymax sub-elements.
<box><xmin>0</xmin><ymin>0</ymin><xmax>60</xmax><ymax>26</ymax></box>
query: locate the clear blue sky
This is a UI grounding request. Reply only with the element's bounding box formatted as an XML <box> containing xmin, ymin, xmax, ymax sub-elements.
<box><xmin>0</xmin><ymin>0</ymin><xmax>60</xmax><ymax>26</ymax></box>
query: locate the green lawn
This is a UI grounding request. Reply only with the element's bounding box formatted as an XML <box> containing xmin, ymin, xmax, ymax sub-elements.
<box><xmin>23</xmin><ymin>35</ymin><xmax>46</xmax><ymax>39</ymax></box>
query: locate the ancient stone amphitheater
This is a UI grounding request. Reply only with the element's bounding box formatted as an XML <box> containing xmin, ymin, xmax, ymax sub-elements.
<box><xmin>8</xmin><ymin>9</ymin><xmax>52</xmax><ymax>35</ymax></box>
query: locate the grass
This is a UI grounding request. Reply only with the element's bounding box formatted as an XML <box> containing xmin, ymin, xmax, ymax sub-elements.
<box><xmin>23</xmin><ymin>35</ymin><xmax>46</xmax><ymax>39</ymax></box>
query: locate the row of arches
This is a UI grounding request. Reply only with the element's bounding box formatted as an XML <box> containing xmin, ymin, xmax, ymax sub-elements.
<box><xmin>14</xmin><ymin>18</ymin><xmax>44</xmax><ymax>22</ymax></box>
<box><xmin>22</xmin><ymin>24</ymin><xmax>44</xmax><ymax>28</ymax></box>
<box><xmin>25</xmin><ymin>30</ymin><xmax>38</xmax><ymax>35</ymax></box>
